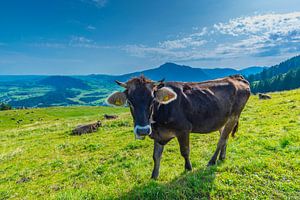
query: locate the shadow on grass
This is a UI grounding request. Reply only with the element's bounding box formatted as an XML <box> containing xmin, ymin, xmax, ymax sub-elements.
<box><xmin>116</xmin><ymin>166</ymin><xmax>217</xmax><ymax>200</ymax></box>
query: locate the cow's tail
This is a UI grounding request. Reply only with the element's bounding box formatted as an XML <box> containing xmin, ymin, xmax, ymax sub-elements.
<box><xmin>231</xmin><ymin>121</ymin><xmax>239</xmax><ymax>138</ymax></box>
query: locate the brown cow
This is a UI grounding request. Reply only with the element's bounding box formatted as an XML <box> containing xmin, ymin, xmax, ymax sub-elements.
<box><xmin>108</xmin><ymin>75</ymin><xmax>250</xmax><ymax>179</ymax></box>
<box><xmin>72</xmin><ymin>121</ymin><xmax>101</xmax><ymax>135</ymax></box>
<box><xmin>258</xmin><ymin>93</ymin><xmax>271</xmax><ymax>100</ymax></box>
<box><xmin>104</xmin><ymin>114</ymin><xmax>118</xmax><ymax>119</ymax></box>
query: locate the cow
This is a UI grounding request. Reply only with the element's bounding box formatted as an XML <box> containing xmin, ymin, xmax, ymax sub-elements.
<box><xmin>104</xmin><ymin>114</ymin><xmax>118</xmax><ymax>120</ymax></box>
<box><xmin>258</xmin><ymin>93</ymin><xmax>271</xmax><ymax>100</ymax></box>
<box><xmin>107</xmin><ymin>75</ymin><xmax>250</xmax><ymax>179</ymax></box>
<box><xmin>72</xmin><ymin>121</ymin><xmax>101</xmax><ymax>135</ymax></box>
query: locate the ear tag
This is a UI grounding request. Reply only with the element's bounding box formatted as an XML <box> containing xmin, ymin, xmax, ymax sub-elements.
<box><xmin>115</xmin><ymin>98</ymin><xmax>122</xmax><ymax>106</ymax></box>
<box><xmin>163</xmin><ymin>95</ymin><xmax>170</xmax><ymax>101</ymax></box>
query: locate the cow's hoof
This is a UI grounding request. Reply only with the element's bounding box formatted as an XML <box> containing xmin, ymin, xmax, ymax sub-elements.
<box><xmin>219</xmin><ymin>153</ymin><xmax>226</xmax><ymax>161</ymax></box>
<box><xmin>185</xmin><ymin>163</ymin><xmax>192</xmax><ymax>171</ymax></box>
<box><xmin>185</xmin><ymin>167</ymin><xmax>192</xmax><ymax>171</ymax></box>
<box><xmin>207</xmin><ymin>160</ymin><xmax>216</xmax><ymax>166</ymax></box>
<box><xmin>219</xmin><ymin>156</ymin><xmax>226</xmax><ymax>161</ymax></box>
<box><xmin>151</xmin><ymin>172</ymin><xmax>159</xmax><ymax>180</ymax></box>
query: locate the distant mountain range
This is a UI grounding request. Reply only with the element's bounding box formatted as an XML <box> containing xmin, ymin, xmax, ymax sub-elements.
<box><xmin>39</xmin><ymin>76</ymin><xmax>90</xmax><ymax>90</ymax></box>
<box><xmin>2</xmin><ymin>57</ymin><xmax>300</xmax><ymax>108</ymax></box>
<box><xmin>89</xmin><ymin>63</ymin><xmax>266</xmax><ymax>82</ymax></box>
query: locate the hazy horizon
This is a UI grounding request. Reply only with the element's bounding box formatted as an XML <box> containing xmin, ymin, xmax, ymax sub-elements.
<box><xmin>1</xmin><ymin>0</ymin><xmax>300</xmax><ymax>75</ymax></box>
<box><xmin>0</xmin><ymin>62</ymin><xmax>269</xmax><ymax>76</ymax></box>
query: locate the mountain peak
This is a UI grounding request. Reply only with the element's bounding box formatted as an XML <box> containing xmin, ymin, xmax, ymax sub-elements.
<box><xmin>159</xmin><ymin>62</ymin><xmax>191</xmax><ymax>70</ymax></box>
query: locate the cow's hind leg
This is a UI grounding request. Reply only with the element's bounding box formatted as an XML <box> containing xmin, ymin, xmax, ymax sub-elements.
<box><xmin>151</xmin><ymin>141</ymin><xmax>164</xmax><ymax>179</ymax></box>
<box><xmin>208</xmin><ymin>118</ymin><xmax>237</xmax><ymax>166</ymax></box>
<box><xmin>177</xmin><ymin>133</ymin><xmax>192</xmax><ymax>171</ymax></box>
<box><xmin>219</xmin><ymin>120</ymin><xmax>238</xmax><ymax>160</ymax></box>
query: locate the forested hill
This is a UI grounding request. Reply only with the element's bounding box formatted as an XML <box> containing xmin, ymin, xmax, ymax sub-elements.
<box><xmin>248</xmin><ymin>55</ymin><xmax>300</xmax><ymax>81</ymax></box>
<box><xmin>247</xmin><ymin>55</ymin><xmax>300</xmax><ymax>93</ymax></box>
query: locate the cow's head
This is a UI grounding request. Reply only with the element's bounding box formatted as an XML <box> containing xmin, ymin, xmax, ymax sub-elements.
<box><xmin>107</xmin><ymin>76</ymin><xmax>177</xmax><ymax>139</ymax></box>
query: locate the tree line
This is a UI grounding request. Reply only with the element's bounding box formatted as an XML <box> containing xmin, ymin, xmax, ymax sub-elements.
<box><xmin>246</xmin><ymin>55</ymin><xmax>300</xmax><ymax>93</ymax></box>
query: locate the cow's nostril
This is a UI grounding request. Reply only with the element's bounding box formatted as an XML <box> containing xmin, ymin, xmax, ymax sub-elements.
<box><xmin>134</xmin><ymin>125</ymin><xmax>152</xmax><ymax>136</ymax></box>
<box><xmin>137</xmin><ymin>128</ymin><xmax>150</xmax><ymax>135</ymax></box>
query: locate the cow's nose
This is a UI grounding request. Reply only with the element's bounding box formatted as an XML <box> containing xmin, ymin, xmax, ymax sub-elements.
<box><xmin>134</xmin><ymin>125</ymin><xmax>152</xmax><ymax>136</ymax></box>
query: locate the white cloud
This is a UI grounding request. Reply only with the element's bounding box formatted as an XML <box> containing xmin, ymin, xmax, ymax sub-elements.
<box><xmin>68</xmin><ymin>36</ymin><xmax>103</xmax><ymax>48</ymax></box>
<box><xmin>32</xmin><ymin>36</ymin><xmax>113</xmax><ymax>49</ymax></box>
<box><xmin>70</xmin><ymin>36</ymin><xmax>92</xmax><ymax>43</ymax></box>
<box><xmin>124</xmin><ymin>44</ymin><xmax>216</xmax><ymax>63</ymax></box>
<box><xmin>214</xmin><ymin>12</ymin><xmax>300</xmax><ymax>57</ymax></box>
<box><xmin>159</xmin><ymin>37</ymin><xmax>206</xmax><ymax>50</ymax></box>
<box><xmin>125</xmin><ymin>12</ymin><xmax>300</xmax><ymax>62</ymax></box>
<box><xmin>214</xmin><ymin>12</ymin><xmax>300</xmax><ymax>36</ymax></box>
<box><xmin>32</xmin><ymin>42</ymin><xmax>66</xmax><ymax>48</ymax></box>
<box><xmin>159</xmin><ymin>27</ymin><xmax>208</xmax><ymax>50</ymax></box>
<box><xmin>84</xmin><ymin>0</ymin><xmax>107</xmax><ymax>8</ymax></box>
<box><xmin>87</xmin><ymin>25</ymin><xmax>96</xmax><ymax>30</ymax></box>
<box><xmin>125</xmin><ymin>27</ymin><xmax>209</xmax><ymax>61</ymax></box>
<box><xmin>93</xmin><ymin>0</ymin><xmax>107</xmax><ymax>7</ymax></box>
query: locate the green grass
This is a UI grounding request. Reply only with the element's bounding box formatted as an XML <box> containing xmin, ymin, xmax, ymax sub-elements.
<box><xmin>0</xmin><ymin>89</ymin><xmax>300</xmax><ymax>199</ymax></box>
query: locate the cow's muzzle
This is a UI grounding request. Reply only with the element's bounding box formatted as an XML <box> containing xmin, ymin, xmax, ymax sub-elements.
<box><xmin>134</xmin><ymin>125</ymin><xmax>152</xmax><ymax>140</ymax></box>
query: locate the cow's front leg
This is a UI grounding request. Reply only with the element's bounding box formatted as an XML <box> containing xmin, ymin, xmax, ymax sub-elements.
<box><xmin>177</xmin><ymin>133</ymin><xmax>192</xmax><ymax>171</ymax></box>
<box><xmin>151</xmin><ymin>141</ymin><xmax>164</xmax><ymax>179</ymax></box>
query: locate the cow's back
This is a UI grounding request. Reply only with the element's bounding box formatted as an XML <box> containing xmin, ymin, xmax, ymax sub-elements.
<box><xmin>152</xmin><ymin>75</ymin><xmax>250</xmax><ymax>133</ymax></box>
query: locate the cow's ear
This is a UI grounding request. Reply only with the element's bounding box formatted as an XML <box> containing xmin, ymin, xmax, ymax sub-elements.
<box><xmin>107</xmin><ymin>92</ymin><xmax>127</xmax><ymax>106</ymax></box>
<box><xmin>155</xmin><ymin>87</ymin><xmax>177</xmax><ymax>104</ymax></box>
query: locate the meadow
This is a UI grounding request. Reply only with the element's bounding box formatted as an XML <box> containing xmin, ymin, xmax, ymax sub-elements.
<box><xmin>0</xmin><ymin>89</ymin><xmax>299</xmax><ymax>199</ymax></box>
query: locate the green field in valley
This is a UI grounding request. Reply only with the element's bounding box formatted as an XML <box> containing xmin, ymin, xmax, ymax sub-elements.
<box><xmin>0</xmin><ymin>89</ymin><xmax>299</xmax><ymax>199</ymax></box>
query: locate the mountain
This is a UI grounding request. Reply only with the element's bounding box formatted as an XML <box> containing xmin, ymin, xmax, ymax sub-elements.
<box><xmin>0</xmin><ymin>64</ymin><xmax>267</xmax><ymax>85</ymax></box>
<box><xmin>89</xmin><ymin>63</ymin><xmax>266</xmax><ymax>82</ymax></box>
<box><xmin>0</xmin><ymin>75</ymin><xmax>46</xmax><ymax>83</ymax></box>
<box><xmin>201</xmin><ymin>68</ymin><xmax>237</xmax><ymax>79</ymax></box>
<box><xmin>117</xmin><ymin>62</ymin><xmax>210</xmax><ymax>82</ymax></box>
<box><xmin>239</xmin><ymin>66</ymin><xmax>267</xmax><ymax>76</ymax></box>
<box><xmin>248</xmin><ymin>55</ymin><xmax>300</xmax><ymax>81</ymax></box>
<box><xmin>248</xmin><ymin>55</ymin><xmax>300</xmax><ymax>93</ymax></box>
<box><xmin>121</xmin><ymin>63</ymin><xmax>266</xmax><ymax>81</ymax></box>
<box><xmin>251</xmin><ymin>67</ymin><xmax>300</xmax><ymax>93</ymax></box>
<box><xmin>10</xmin><ymin>89</ymin><xmax>80</xmax><ymax>107</ymax></box>
<box><xmin>38</xmin><ymin>76</ymin><xmax>91</xmax><ymax>89</ymax></box>
<box><xmin>1</xmin><ymin>55</ymin><xmax>298</xmax><ymax>108</ymax></box>
<box><xmin>0</xmin><ymin>63</ymin><xmax>266</xmax><ymax>108</ymax></box>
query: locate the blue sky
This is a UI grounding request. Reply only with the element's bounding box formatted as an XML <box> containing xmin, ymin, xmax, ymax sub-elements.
<box><xmin>0</xmin><ymin>0</ymin><xmax>300</xmax><ymax>75</ymax></box>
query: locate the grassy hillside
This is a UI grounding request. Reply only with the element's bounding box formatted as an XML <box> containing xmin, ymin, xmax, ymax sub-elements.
<box><xmin>0</xmin><ymin>89</ymin><xmax>299</xmax><ymax>199</ymax></box>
